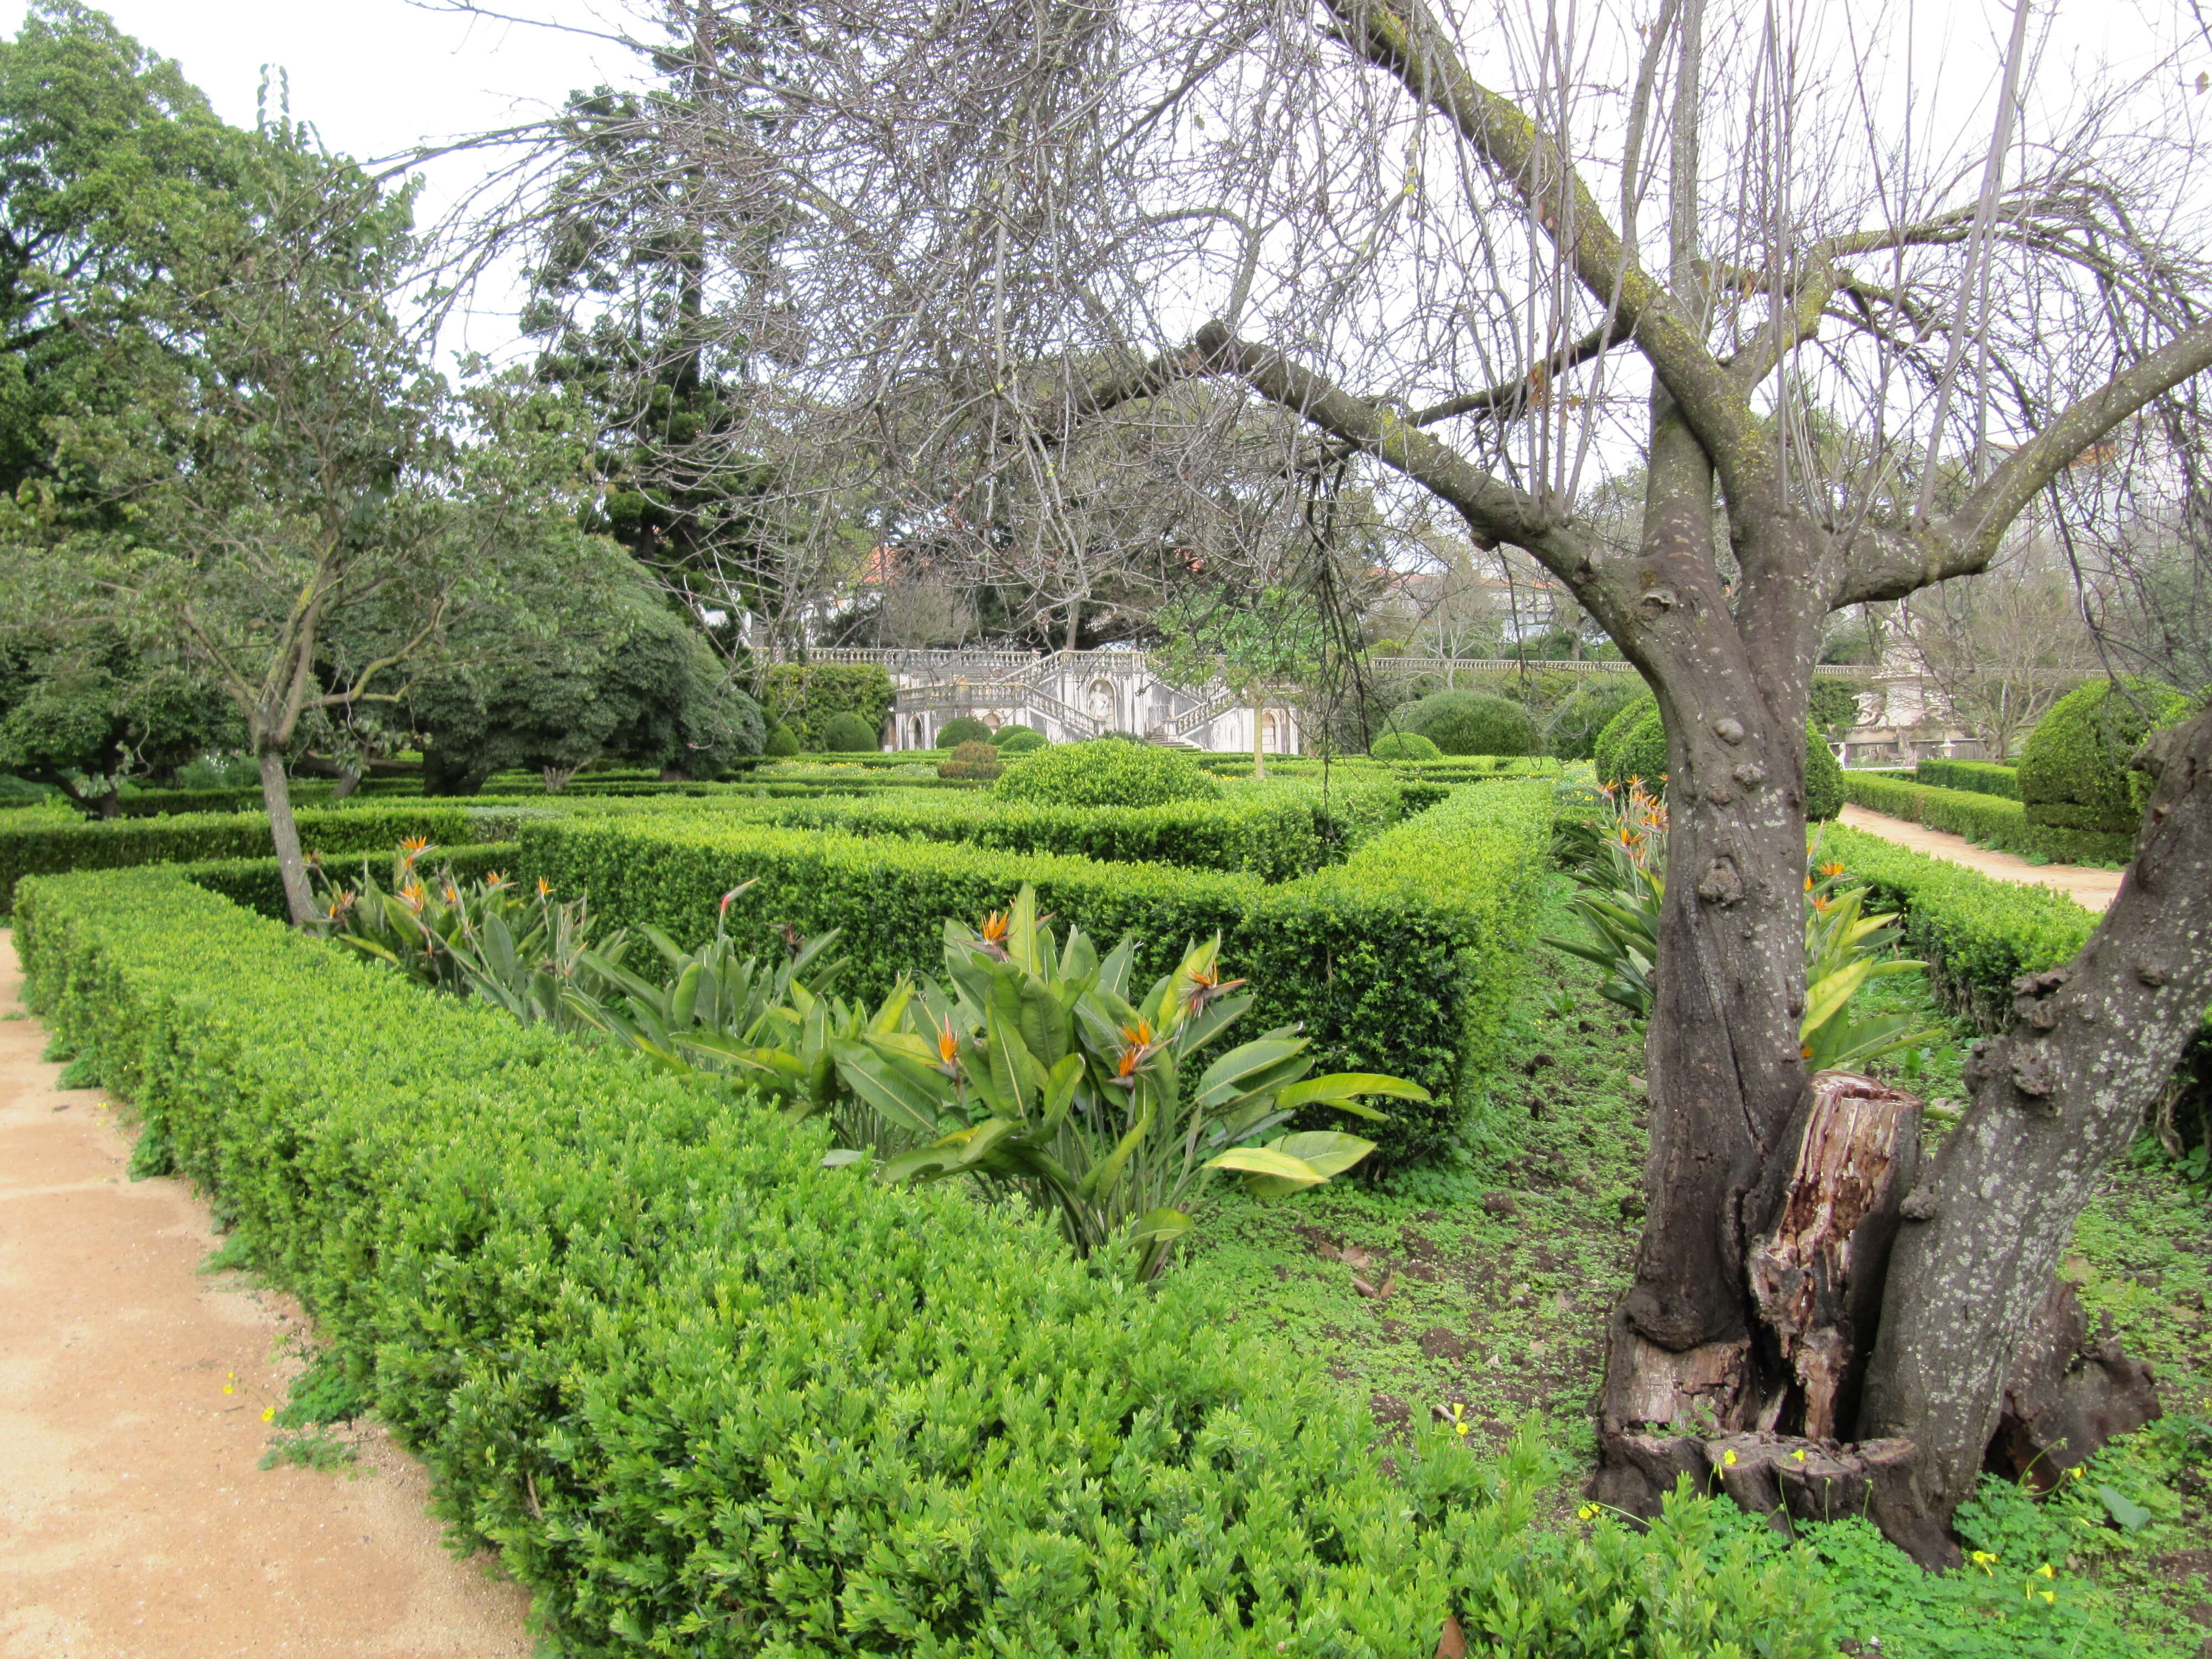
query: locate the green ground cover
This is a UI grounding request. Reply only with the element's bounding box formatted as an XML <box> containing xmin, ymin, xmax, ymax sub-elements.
<box><xmin>1201</xmin><ymin>873</ymin><xmax>2212</xmax><ymax>1657</ymax></box>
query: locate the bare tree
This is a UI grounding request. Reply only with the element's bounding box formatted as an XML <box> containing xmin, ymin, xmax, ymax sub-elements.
<box><xmin>442</xmin><ymin>0</ymin><xmax>2212</xmax><ymax>1551</ymax></box>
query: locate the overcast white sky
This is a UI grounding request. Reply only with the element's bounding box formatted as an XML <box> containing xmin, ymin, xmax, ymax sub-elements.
<box><xmin>0</xmin><ymin>0</ymin><xmax>645</xmax><ymax>362</ymax></box>
<box><xmin>3</xmin><ymin>0</ymin><xmax>2196</xmax><ymax>378</ymax></box>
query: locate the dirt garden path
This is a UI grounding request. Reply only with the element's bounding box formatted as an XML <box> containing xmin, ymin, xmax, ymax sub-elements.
<box><xmin>0</xmin><ymin>931</ymin><xmax>531</xmax><ymax>1659</ymax></box>
<box><xmin>1837</xmin><ymin>803</ymin><xmax>2122</xmax><ymax>912</ymax></box>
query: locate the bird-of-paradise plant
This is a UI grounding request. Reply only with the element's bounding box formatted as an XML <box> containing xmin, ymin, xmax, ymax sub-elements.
<box><xmin>1549</xmin><ymin>790</ymin><xmax>1940</xmax><ymax>1071</ymax></box>
<box><xmin>827</xmin><ymin>885</ymin><xmax>1426</xmax><ymax>1279</ymax></box>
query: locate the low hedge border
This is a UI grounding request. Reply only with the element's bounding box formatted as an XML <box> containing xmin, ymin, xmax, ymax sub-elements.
<box><xmin>0</xmin><ymin>805</ymin><xmax>525</xmax><ymax>915</ymax></box>
<box><xmin>12</xmin><ymin>868</ymin><xmax>1824</xmax><ymax>1656</ymax></box>
<box><xmin>181</xmin><ymin>842</ymin><xmax>521</xmax><ymax>920</ymax></box>
<box><xmin>606</xmin><ymin>778</ymin><xmax>1428</xmax><ymax>881</ymax></box>
<box><xmin>1912</xmin><ymin>759</ymin><xmax>2021</xmax><ymax>800</ymax></box>
<box><xmin>521</xmin><ymin>780</ymin><xmax>1554</xmax><ymax>1165</ymax></box>
<box><xmin>1840</xmin><ymin>774</ymin><xmax>2134</xmax><ymax>867</ymax></box>
<box><xmin>1822</xmin><ymin>824</ymin><xmax>2210</xmax><ymax>1122</ymax></box>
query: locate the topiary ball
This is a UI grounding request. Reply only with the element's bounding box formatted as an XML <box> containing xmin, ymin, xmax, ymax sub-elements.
<box><xmin>938</xmin><ymin>740</ymin><xmax>1004</xmax><ymax>781</ymax></box>
<box><xmin>2020</xmin><ymin>677</ymin><xmax>2187</xmax><ymax>834</ymax></box>
<box><xmin>1595</xmin><ymin>691</ymin><xmax>1843</xmax><ymax>820</ymax></box>
<box><xmin>1369</xmin><ymin>730</ymin><xmax>1442</xmax><ymax>761</ymax></box>
<box><xmin>763</xmin><ymin>723</ymin><xmax>800</xmax><ymax>758</ymax></box>
<box><xmin>1803</xmin><ymin>731</ymin><xmax>1843</xmax><ymax>822</ymax></box>
<box><xmin>937</xmin><ymin>716</ymin><xmax>993</xmax><ymax>748</ymax></box>
<box><xmin>995</xmin><ymin>727</ymin><xmax>1047</xmax><ymax>754</ymax></box>
<box><xmin>1547</xmin><ymin>678</ymin><xmax>1646</xmax><ymax>760</ymax></box>
<box><xmin>1394</xmin><ymin>690</ymin><xmax>1539</xmax><ymax>756</ymax></box>
<box><xmin>821</xmin><ymin>711</ymin><xmax>880</xmax><ymax>752</ymax></box>
<box><xmin>1592</xmin><ymin>692</ymin><xmax>1660</xmax><ymax>786</ymax></box>
<box><xmin>992</xmin><ymin>739</ymin><xmax>1220</xmax><ymax>809</ymax></box>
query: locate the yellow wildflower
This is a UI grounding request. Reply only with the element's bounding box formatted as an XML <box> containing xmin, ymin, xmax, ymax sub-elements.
<box><xmin>1722</xmin><ymin>1448</ymin><xmax>1738</xmax><ymax>1467</ymax></box>
<box><xmin>2036</xmin><ymin>1563</ymin><xmax>2054</xmax><ymax>1578</ymax></box>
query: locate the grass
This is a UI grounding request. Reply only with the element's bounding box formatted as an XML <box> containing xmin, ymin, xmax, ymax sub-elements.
<box><xmin>1201</xmin><ymin>870</ymin><xmax>2212</xmax><ymax>1657</ymax></box>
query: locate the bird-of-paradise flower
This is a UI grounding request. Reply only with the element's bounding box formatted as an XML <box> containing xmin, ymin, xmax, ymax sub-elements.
<box><xmin>978</xmin><ymin>908</ymin><xmax>1011</xmax><ymax>955</ymax></box>
<box><xmin>932</xmin><ymin>1017</ymin><xmax>962</xmax><ymax>1076</ymax></box>
<box><xmin>399</xmin><ymin>879</ymin><xmax>426</xmax><ymax>910</ymax></box>
<box><xmin>1181</xmin><ymin>962</ymin><xmax>1246</xmax><ymax>1015</ymax></box>
<box><xmin>535</xmin><ymin>877</ymin><xmax>554</xmax><ymax>899</ymax></box>
<box><xmin>1113</xmin><ymin>1018</ymin><xmax>1159</xmax><ymax>1079</ymax></box>
<box><xmin>483</xmin><ymin>871</ymin><xmax>508</xmax><ymax>889</ymax></box>
<box><xmin>1818</xmin><ymin>860</ymin><xmax>1847</xmax><ymax>878</ymax></box>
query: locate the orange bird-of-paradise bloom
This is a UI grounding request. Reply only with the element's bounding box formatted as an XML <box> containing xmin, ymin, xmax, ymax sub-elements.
<box><xmin>933</xmin><ymin>1018</ymin><xmax>962</xmax><ymax>1073</ymax></box>
<box><xmin>399</xmin><ymin>879</ymin><xmax>426</xmax><ymax>910</ymax></box>
<box><xmin>1818</xmin><ymin>861</ymin><xmax>1847</xmax><ymax>878</ymax></box>
<box><xmin>1181</xmin><ymin>962</ymin><xmax>1246</xmax><ymax>1015</ymax></box>
<box><xmin>535</xmin><ymin>877</ymin><xmax>554</xmax><ymax>899</ymax></box>
<box><xmin>977</xmin><ymin>908</ymin><xmax>1012</xmax><ymax>954</ymax></box>
<box><xmin>1114</xmin><ymin>1018</ymin><xmax>1160</xmax><ymax>1079</ymax></box>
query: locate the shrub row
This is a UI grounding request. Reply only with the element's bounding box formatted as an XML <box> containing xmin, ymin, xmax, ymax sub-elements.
<box><xmin>1817</xmin><ymin>822</ymin><xmax>2099</xmax><ymax>1025</ymax></box>
<box><xmin>664</xmin><ymin>778</ymin><xmax>1426</xmax><ymax>882</ymax></box>
<box><xmin>1912</xmin><ymin>758</ymin><xmax>2020</xmax><ymax>800</ymax></box>
<box><xmin>0</xmin><ymin>804</ymin><xmax>524</xmax><ymax>914</ymax></box>
<box><xmin>521</xmin><ymin>780</ymin><xmax>1555</xmax><ymax>1165</ymax></box>
<box><xmin>1839</xmin><ymin>774</ymin><xmax>2134</xmax><ymax>867</ymax></box>
<box><xmin>183</xmin><ymin>842</ymin><xmax>521</xmax><ymax>921</ymax></box>
<box><xmin>14</xmin><ymin>868</ymin><xmax>1827</xmax><ymax>1657</ymax></box>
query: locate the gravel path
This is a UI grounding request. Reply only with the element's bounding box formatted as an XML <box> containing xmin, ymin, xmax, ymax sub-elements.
<box><xmin>0</xmin><ymin>932</ymin><xmax>531</xmax><ymax>1659</ymax></box>
<box><xmin>1835</xmin><ymin>804</ymin><xmax>2121</xmax><ymax>912</ymax></box>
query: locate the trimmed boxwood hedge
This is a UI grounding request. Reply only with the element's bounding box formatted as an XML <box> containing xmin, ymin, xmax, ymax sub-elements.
<box><xmin>993</xmin><ymin>739</ymin><xmax>1220</xmax><ymax>809</ymax></box>
<box><xmin>660</xmin><ymin>779</ymin><xmax>1423</xmax><ymax>883</ymax></box>
<box><xmin>1913</xmin><ymin>759</ymin><xmax>2020</xmax><ymax>800</ymax></box>
<box><xmin>0</xmin><ymin>804</ymin><xmax>523</xmax><ymax>914</ymax></box>
<box><xmin>182</xmin><ymin>842</ymin><xmax>521</xmax><ymax>920</ymax></box>
<box><xmin>1840</xmin><ymin>774</ymin><xmax>2133</xmax><ymax>867</ymax></box>
<box><xmin>2019</xmin><ymin>677</ymin><xmax>2190</xmax><ymax>833</ymax></box>
<box><xmin>14</xmin><ymin>868</ymin><xmax>1828</xmax><ymax>1657</ymax></box>
<box><xmin>520</xmin><ymin>781</ymin><xmax>1555</xmax><ymax>1165</ymax></box>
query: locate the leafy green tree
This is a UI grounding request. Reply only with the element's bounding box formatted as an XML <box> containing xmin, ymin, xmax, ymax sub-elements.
<box><xmin>0</xmin><ymin>629</ymin><xmax>236</xmax><ymax>811</ymax></box>
<box><xmin>0</xmin><ymin>3</ymin><xmax>253</xmax><ymax>497</ymax></box>
<box><xmin>3</xmin><ymin>40</ymin><xmax>621</xmax><ymax>922</ymax></box>
<box><xmin>1152</xmin><ymin>585</ymin><xmax>1326</xmax><ymax>779</ymax></box>
<box><xmin>411</xmin><ymin>576</ymin><xmax>765</xmax><ymax>793</ymax></box>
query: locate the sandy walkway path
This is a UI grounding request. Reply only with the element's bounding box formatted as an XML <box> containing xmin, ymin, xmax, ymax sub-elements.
<box><xmin>1836</xmin><ymin>804</ymin><xmax>2121</xmax><ymax>912</ymax></box>
<box><xmin>0</xmin><ymin>931</ymin><xmax>531</xmax><ymax>1659</ymax></box>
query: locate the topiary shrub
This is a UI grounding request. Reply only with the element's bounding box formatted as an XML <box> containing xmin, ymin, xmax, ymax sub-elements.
<box><xmin>2019</xmin><ymin>677</ymin><xmax>2188</xmax><ymax>834</ymax></box>
<box><xmin>1396</xmin><ymin>690</ymin><xmax>1539</xmax><ymax>756</ymax></box>
<box><xmin>1595</xmin><ymin>690</ymin><xmax>1841</xmax><ymax>820</ymax></box>
<box><xmin>993</xmin><ymin>739</ymin><xmax>1220</xmax><ymax>810</ymax></box>
<box><xmin>1807</xmin><ymin>679</ymin><xmax>1865</xmax><ymax>739</ymax></box>
<box><xmin>1804</xmin><ymin>732</ymin><xmax>1844</xmax><ymax>822</ymax></box>
<box><xmin>936</xmin><ymin>716</ymin><xmax>993</xmax><ymax>749</ymax></box>
<box><xmin>937</xmin><ymin>740</ymin><xmax>1003</xmax><ymax>781</ymax></box>
<box><xmin>1546</xmin><ymin>677</ymin><xmax>1645</xmax><ymax>760</ymax></box>
<box><xmin>989</xmin><ymin>722</ymin><xmax>1038</xmax><ymax>747</ymax></box>
<box><xmin>995</xmin><ymin>726</ymin><xmax>1047</xmax><ymax>755</ymax></box>
<box><xmin>1597</xmin><ymin>706</ymin><xmax>1670</xmax><ymax>791</ymax></box>
<box><xmin>1369</xmin><ymin>731</ymin><xmax>1443</xmax><ymax>761</ymax></box>
<box><xmin>763</xmin><ymin>723</ymin><xmax>800</xmax><ymax>758</ymax></box>
<box><xmin>820</xmin><ymin>711</ymin><xmax>880</xmax><ymax>753</ymax></box>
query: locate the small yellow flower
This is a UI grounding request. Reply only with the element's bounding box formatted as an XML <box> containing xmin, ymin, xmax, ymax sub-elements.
<box><xmin>1446</xmin><ymin>1402</ymin><xmax>1471</xmax><ymax>1437</ymax></box>
<box><xmin>1722</xmin><ymin>1448</ymin><xmax>1738</xmax><ymax>1467</ymax></box>
<box><xmin>2065</xmin><ymin>1464</ymin><xmax>2085</xmax><ymax>1481</ymax></box>
<box><xmin>1791</xmin><ymin>1448</ymin><xmax>1808</xmax><ymax>1462</ymax></box>
<box><xmin>222</xmin><ymin>1372</ymin><xmax>236</xmax><ymax>1396</ymax></box>
<box><xmin>261</xmin><ymin>1406</ymin><xmax>276</xmax><ymax>1422</ymax></box>
<box><xmin>2039</xmin><ymin>1590</ymin><xmax>2055</xmax><ymax>1605</ymax></box>
<box><xmin>1576</xmin><ymin>1504</ymin><xmax>1598</xmax><ymax>1521</ymax></box>
<box><xmin>2036</xmin><ymin>1563</ymin><xmax>2054</xmax><ymax>1578</ymax></box>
